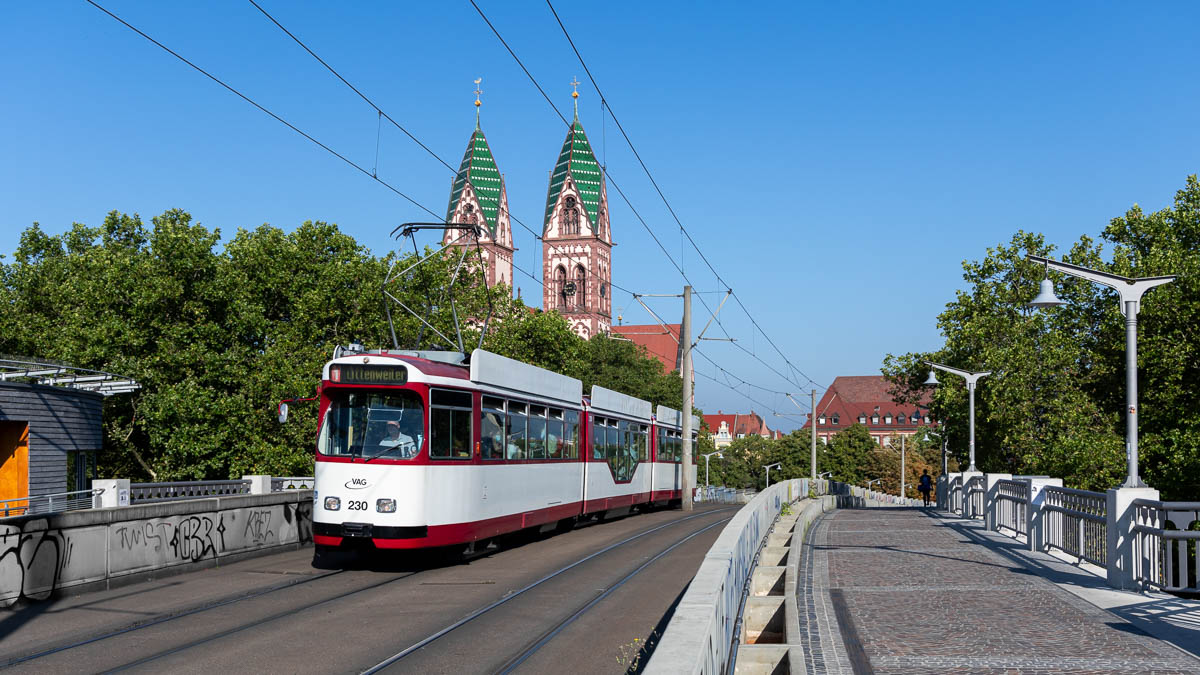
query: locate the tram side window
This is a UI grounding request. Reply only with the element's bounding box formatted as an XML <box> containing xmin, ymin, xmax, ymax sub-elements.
<box><xmin>548</xmin><ymin>409</ymin><xmax>565</xmax><ymax>459</ymax></box>
<box><xmin>507</xmin><ymin>401</ymin><xmax>528</xmax><ymax>460</ymax></box>
<box><xmin>528</xmin><ymin>406</ymin><xmax>548</xmax><ymax>460</ymax></box>
<box><xmin>430</xmin><ymin>389</ymin><xmax>473</xmax><ymax>459</ymax></box>
<box><xmin>481</xmin><ymin>397</ymin><xmax>506</xmax><ymax>460</ymax></box>
<box><xmin>638</xmin><ymin>425</ymin><xmax>649</xmax><ymax>462</ymax></box>
<box><xmin>592</xmin><ymin>417</ymin><xmax>606</xmax><ymax>460</ymax></box>
<box><xmin>565</xmin><ymin>410</ymin><xmax>580</xmax><ymax>459</ymax></box>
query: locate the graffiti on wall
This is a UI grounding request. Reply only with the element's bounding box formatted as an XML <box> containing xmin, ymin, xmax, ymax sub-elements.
<box><xmin>2</xmin><ymin>500</ymin><xmax>314</xmax><ymax>607</ymax></box>
<box><xmin>0</xmin><ymin>519</ymin><xmax>71</xmax><ymax>607</ymax></box>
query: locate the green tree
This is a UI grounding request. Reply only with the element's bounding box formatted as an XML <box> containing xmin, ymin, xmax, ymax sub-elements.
<box><xmin>882</xmin><ymin>176</ymin><xmax>1200</xmax><ymax>498</ymax></box>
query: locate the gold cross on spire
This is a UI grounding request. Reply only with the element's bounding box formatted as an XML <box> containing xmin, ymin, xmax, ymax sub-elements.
<box><xmin>474</xmin><ymin>77</ymin><xmax>482</xmax><ymax>127</ymax></box>
<box><xmin>571</xmin><ymin>77</ymin><xmax>580</xmax><ymax>119</ymax></box>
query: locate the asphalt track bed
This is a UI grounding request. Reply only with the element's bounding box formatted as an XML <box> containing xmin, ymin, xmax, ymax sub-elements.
<box><xmin>0</xmin><ymin>504</ymin><xmax>732</xmax><ymax>674</ymax></box>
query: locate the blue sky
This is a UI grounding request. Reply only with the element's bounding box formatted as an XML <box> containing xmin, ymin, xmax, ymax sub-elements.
<box><xmin>2</xmin><ymin>2</ymin><xmax>1197</xmax><ymax>430</ymax></box>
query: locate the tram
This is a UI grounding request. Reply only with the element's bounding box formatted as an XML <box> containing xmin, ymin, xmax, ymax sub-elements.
<box><xmin>309</xmin><ymin>345</ymin><xmax>697</xmax><ymax>553</ymax></box>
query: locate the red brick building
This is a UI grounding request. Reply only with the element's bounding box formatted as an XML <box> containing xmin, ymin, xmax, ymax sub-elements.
<box><xmin>801</xmin><ymin>376</ymin><xmax>932</xmax><ymax>446</ymax></box>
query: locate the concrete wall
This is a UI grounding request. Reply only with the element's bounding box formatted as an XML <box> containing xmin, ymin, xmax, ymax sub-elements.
<box><xmin>0</xmin><ymin>382</ymin><xmax>103</xmax><ymax>498</ymax></box>
<box><xmin>0</xmin><ymin>490</ymin><xmax>313</xmax><ymax>607</ymax></box>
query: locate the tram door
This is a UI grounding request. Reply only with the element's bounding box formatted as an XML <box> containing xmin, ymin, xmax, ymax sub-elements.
<box><xmin>0</xmin><ymin>422</ymin><xmax>30</xmax><ymax>515</ymax></box>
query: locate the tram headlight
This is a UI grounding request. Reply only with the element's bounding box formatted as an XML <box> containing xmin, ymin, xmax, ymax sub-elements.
<box><xmin>324</xmin><ymin>496</ymin><xmax>341</xmax><ymax>511</ymax></box>
<box><xmin>376</xmin><ymin>498</ymin><xmax>396</xmax><ymax>513</ymax></box>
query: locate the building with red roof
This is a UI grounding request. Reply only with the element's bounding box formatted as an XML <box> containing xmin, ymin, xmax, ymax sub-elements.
<box><xmin>609</xmin><ymin>323</ymin><xmax>681</xmax><ymax>374</ymax></box>
<box><xmin>801</xmin><ymin>376</ymin><xmax>932</xmax><ymax>446</ymax></box>
<box><xmin>702</xmin><ymin>410</ymin><xmax>778</xmax><ymax>449</ymax></box>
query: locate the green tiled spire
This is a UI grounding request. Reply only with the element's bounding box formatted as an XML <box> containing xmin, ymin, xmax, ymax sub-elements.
<box><xmin>544</xmin><ymin>119</ymin><xmax>603</xmax><ymax>232</ymax></box>
<box><xmin>446</xmin><ymin>129</ymin><xmax>504</xmax><ymax>234</ymax></box>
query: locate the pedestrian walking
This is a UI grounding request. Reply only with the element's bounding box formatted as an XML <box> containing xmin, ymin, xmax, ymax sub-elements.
<box><xmin>918</xmin><ymin>469</ymin><xmax>933</xmax><ymax>507</ymax></box>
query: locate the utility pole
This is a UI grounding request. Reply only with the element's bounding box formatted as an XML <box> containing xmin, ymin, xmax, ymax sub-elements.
<box><xmin>900</xmin><ymin>434</ymin><xmax>906</xmax><ymax>499</ymax></box>
<box><xmin>810</xmin><ymin>390</ymin><xmax>817</xmax><ymax>480</ymax></box>
<box><xmin>681</xmin><ymin>285</ymin><xmax>693</xmax><ymax>512</ymax></box>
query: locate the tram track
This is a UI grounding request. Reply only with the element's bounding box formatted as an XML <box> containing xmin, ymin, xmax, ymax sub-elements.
<box><xmin>4</xmin><ymin>506</ymin><xmax>733</xmax><ymax>673</ymax></box>
<box><xmin>364</xmin><ymin>506</ymin><xmax>735</xmax><ymax>674</ymax></box>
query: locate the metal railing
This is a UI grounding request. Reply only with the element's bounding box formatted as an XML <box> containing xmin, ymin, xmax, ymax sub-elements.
<box><xmin>0</xmin><ymin>488</ymin><xmax>105</xmax><ymax>518</ymax></box>
<box><xmin>130</xmin><ymin>480</ymin><xmax>250</xmax><ymax>504</ymax></box>
<box><xmin>1044</xmin><ymin>486</ymin><xmax>1107</xmax><ymax>567</ymax></box>
<box><xmin>1132</xmin><ymin>499</ymin><xmax>1200</xmax><ymax>594</ymax></box>
<box><xmin>965</xmin><ymin>475</ymin><xmax>986</xmax><ymax>519</ymax></box>
<box><xmin>272</xmin><ymin>476</ymin><xmax>314</xmax><ymax>491</ymax></box>
<box><xmin>995</xmin><ymin>479</ymin><xmax>1029</xmax><ymax>536</ymax></box>
<box><xmin>947</xmin><ymin>475</ymin><xmax>963</xmax><ymax>514</ymax></box>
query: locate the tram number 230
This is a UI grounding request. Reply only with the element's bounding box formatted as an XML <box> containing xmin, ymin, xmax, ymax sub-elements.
<box><xmin>347</xmin><ymin>500</ymin><xmax>369</xmax><ymax>511</ymax></box>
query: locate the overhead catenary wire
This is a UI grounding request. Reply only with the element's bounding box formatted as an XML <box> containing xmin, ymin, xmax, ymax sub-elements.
<box><xmin>247</xmin><ymin>0</ymin><xmax>635</xmax><ymax>311</ymax></box>
<box><xmin>88</xmin><ymin>0</ymin><xmax>805</xmax><ymax>424</ymax></box>
<box><xmin>544</xmin><ymin>0</ymin><xmax>824</xmax><ymax>392</ymax></box>
<box><xmin>466</xmin><ymin>0</ymin><xmax>818</xmax><ymax>399</ymax></box>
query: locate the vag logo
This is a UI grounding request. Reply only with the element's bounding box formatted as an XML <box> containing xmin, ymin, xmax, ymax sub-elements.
<box><xmin>345</xmin><ymin>478</ymin><xmax>370</xmax><ymax>489</ymax></box>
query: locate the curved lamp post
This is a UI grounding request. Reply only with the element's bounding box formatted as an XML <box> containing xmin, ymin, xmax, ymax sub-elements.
<box><xmin>764</xmin><ymin>462</ymin><xmax>782</xmax><ymax>489</ymax></box>
<box><xmin>702</xmin><ymin>451</ymin><xmax>723</xmax><ymax>488</ymax></box>
<box><xmin>924</xmin><ymin>362</ymin><xmax>989</xmax><ymax>472</ymax></box>
<box><xmin>1026</xmin><ymin>254</ymin><xmax>1176</xmax><ymax>488</ymax></box>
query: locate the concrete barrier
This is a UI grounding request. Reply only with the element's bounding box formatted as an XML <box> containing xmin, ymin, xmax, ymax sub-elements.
<box><xmin>645</xmin><ymin>478</ymin><xmax>807</xmax><ymax>674</ymax></box>
<box><xmin>647</xmin><ymin>481</ymin><xmax>914</xmax><ymax>674</ymax></box>
<box><xmin>1</xmin><ymin>490</ymin><xmax>313</xmax><ymax>607</ymax></box>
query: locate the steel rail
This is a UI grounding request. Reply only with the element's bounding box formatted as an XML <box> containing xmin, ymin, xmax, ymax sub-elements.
<box><xmin>495</xmin><ymin>516</ymin><xmax>732</xmax><ymax>674</ymax></box>
<box><xmin>361</xmin><ymin>507</ymin><xmax>737</xmax><ymax>674</ymax></box>
<box><xmin>1</xmin><ymin>568</ymin><xmax>349</xmax><ymax>668</ymax></box>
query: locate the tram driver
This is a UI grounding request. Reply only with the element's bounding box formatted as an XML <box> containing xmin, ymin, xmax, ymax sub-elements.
<box><xmin>379</xmin><ymin>419</ymin><xmax>419</xmax><ymax>458</ymax></box>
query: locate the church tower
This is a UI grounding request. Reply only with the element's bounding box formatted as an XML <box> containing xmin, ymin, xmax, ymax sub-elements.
<box><xmin>443</xmin><ymin>79</ymin><xmax>515</xmax><ymax>290</ymax></box>
<box><xmin>542</xmin><ymin>81</ymin><xmax>612</xmax><ymax>339</ymax></box>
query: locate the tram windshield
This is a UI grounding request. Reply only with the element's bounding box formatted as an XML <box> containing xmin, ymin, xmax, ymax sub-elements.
<box><xmin>318</xmin><ymin>390</ymin><xmax>425</xmax><ymax>460</ymax></box>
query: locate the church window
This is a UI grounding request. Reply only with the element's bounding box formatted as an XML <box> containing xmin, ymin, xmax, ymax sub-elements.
<box><xmin>574</xmin><ymin>265</ymin><xmax>587</xmax><ymax>309</ymax></box>
<box><xmin>555</xmin><ymin>266</ymin><xmax>568</xmax><ymax>308</ymax></box>
<box><xmin>562</xmin><ymin>196</ymin><xmax>579</xmax><ymax>235</ymax></box>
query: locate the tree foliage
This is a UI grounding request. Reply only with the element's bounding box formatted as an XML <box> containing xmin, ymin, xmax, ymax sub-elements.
<box><xmin>0</xmin><ymin>210</ymin><xmax>682</xmax><ymax>482</ymax></box>
<box><xmin>883</xmin><ymin>176</ymin><xmax>1200</xmax><ymax>499</ymax></box>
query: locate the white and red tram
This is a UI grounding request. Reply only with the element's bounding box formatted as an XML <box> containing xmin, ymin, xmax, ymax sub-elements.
<box><xmin>312</xmin><ymin>346</ymin><xmax>697</xmax><ymax>552</ymax></box>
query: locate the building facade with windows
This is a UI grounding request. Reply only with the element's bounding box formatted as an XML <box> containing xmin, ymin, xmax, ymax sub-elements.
<box><xmin>702</xmin><ymin>411</ymin><xmax>779</xmax><ymax>449</ymax></box>
<box><xmin>801</xmin><ymin>376</ymin><xmax>931</xmax><ymax>446</ymax></box>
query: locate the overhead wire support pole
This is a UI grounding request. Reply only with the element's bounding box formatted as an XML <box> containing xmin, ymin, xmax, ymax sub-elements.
<box><xmin>811</xmin><ymin>390</ymin><xmax>817</xmax><ymax>481</ymax></box>
<box><xmin>681</xmin><ymin>285</ymin><xmax>693</xmax><ymax>512</ymax></box>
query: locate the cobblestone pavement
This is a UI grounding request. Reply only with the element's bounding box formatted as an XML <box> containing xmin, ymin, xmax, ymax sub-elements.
<box><xmin>798</xmin><ymin>508</ymin><xmax>1200</xmax><ymax>674</ymax></box>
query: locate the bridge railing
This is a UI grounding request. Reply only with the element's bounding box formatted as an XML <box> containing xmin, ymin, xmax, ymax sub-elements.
<box><xmin>945</xmin><ymin>471</ymin><xmax>1198</xmax><ymax>593</ymax></box>
<box><xmin>947</xmin><ymin>475</ymin><xmax>963</xmax><ymax>514</ymax></box>
<box><xmin>0</xmin><ymin>488</ymin><xmax>105</xmax><ymax>518</ymax></box>
<box><xmin>965</xmin><ymin>475</ymin><xmax>986</xmax><ymax>519</ymax></box>
<box><xmin>995</xmin><ymin>479</ymin><xmax>1029</xmax><ymax>536</ymax></box>
<box><xmin>1043</xmin><ymin>486</ymin><xmax>1107</xmax><ymax>567</ymax></box>
<box><xmin>130</xmin><ymin>480</ymin><xmax>251</xmax><ymax>504</ymax></box>
<box><xmin>1132</xmin><ymin>499</ymin><xmax>1200</xmax><ymax>594</ymax></box>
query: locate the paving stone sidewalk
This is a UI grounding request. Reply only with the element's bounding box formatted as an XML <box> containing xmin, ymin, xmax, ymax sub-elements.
<box><xmin>796</xmin><ymin>507</ymin><xmax>1200</xmax><ymax>674</ymax></box>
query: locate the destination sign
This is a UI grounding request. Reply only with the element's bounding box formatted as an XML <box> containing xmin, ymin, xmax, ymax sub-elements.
<box><xmin>329</xmin><ymin>364</ymin><xmax>408</xmax><ymax>385</ymax></box>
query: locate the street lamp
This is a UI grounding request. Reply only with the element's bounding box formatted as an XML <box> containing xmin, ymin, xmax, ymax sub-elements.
<box><xmin>924</xmin><ymin>361</ymin><xmax>990</xmax><ymax>472</ymax></box>
<box><xmin>702</xmin><ymin>451</ymin><xmax>723</xmax><ymax>488</ymax></box>
<box><xmin>818</xmin><ymin>471</ymin><xmax>832</xmax><ymax>479</ymax></box>
<box><xmin>764</xmin><ymin>462</ymin><xmax>782</xmax><ymax>489</ymax></box>
<box><xmin>1026</xmin><ymin>254</ymin><xmax>1176</xmax><ymax>488</ymax></box>
<box><xmin>866</xmin><ymin>478</ymin><xmax>881</xmax><ymax>489</ymax></box>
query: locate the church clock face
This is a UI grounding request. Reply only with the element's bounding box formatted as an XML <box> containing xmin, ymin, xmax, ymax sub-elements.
<box><xmin>563</xmin><ymin>281</ymin><xmax>577</xmax><ymax>296</ymax></box>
